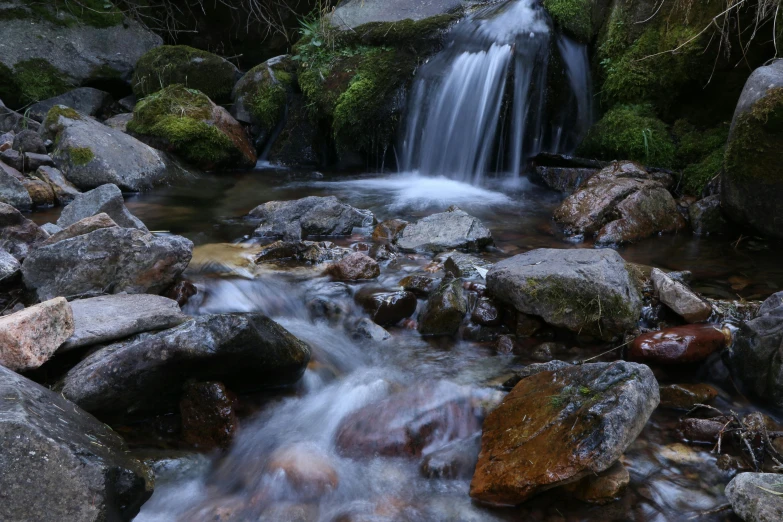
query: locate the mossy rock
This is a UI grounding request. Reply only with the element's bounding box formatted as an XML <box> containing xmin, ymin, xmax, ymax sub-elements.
<box><xmin>0</xmin><ymin>59</ymin><xmax>73</xmax><ymax>108</ymax></box>
<box><xmin>577</xmin><ymin>105</ymin><xmax>675</xmax><ymax>167</ymax></box>
<box><xmin>2</xmin><ymin>0</ymin><xmax>124</xmax><ymax>28</ymax></box>
<box><xmin>334</xmin><ymin>14</ymin><xmax>460</xmax><ymax>49</ymax></box>
<box><xmin>132</xmin><ymin>45</ymin><xmax>240</xmax><ymax>103</ymax></box>
<box><xmin>672</xmin><ymin>120</ymin><xmax>728</xmax><ymax>195</ymax></box>
<box><xmin>127</xmin><ymin>84</ymin><xmax>256</xmax><ymax>170</ymax></box>
<box><xmin>543</xmin><ymin>0</ymin><xmax>597</xmax><ymax>43</ymax></box>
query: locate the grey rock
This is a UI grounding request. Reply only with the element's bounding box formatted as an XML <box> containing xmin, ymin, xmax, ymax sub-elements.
<box><xmin>726</xmin><ymin>291</ymin><xmax>783</xmax><ymax>412</ymax></box>
<box><xmin>440</xmin><ymin>250</ymin><xmax>492</xmax><ymax>278</ymax></box>
<box><xmin>23</xmin><ymin>152</ymin><xmax>56</xmax><ymax>172</ymax></box>
<box><xmin>419</xmin><ymin>277</ymin><xmax>468</xmax><ymax>336</ymax></box>
<box><xmin>487</xmin><ymin>248</ymin><xmax>642</xmax><ymax>340</ymax></box>
<box><xmin>12</xmin><ymin>129</ymin><xmax>46</xmax><ymax>154</ymax></box>
<box><xmin>0</xmin><ymin>366</ymin><xmax>152</xmax><ymax>522</ymax></box>
<box><xmin>43</xmin><ymin>213</ymin><xmax>118</xmax><ymax>246</ymax></box>
<box><xmin>0</xmin><ymin>247</ymin><xmax>20</xmax><ymax>284</ymax></box>
<box><xmin>40</xmin><ymin>223</ymin><xmax>62</xmax><ymax>235</ymax></box>
<box><xmin>725</xmin><ymin>473</ymin><xmax>783</xmax><ymax>522</ymax></box>
<box><xmin>0</xmin><ymin>161</ymin><xmax>32</xmax><ymax>210</ymax></box>
<box><xmin>21</xmin><ymin>227</ymin><xmax>193</xmax><ymax>301</ymax></box>
<box><xmin>28</xmin><ymin>87</ymin><xmax>113</xmax><ymax>122</ymax></box>
<box><xmin>0</xmin><ymin>100</ymin><xmax>40</xmax><ymax>133</ymax></box>
<box><xmin>349</xmin><ymin>317</ymin><xmax>391</xmax><ymax>342</ymax></box>
<box><xmin>254</xmin><ymin>240</ymin><xmax>351</xmax><ymax>265</ymax></box>
<box><xmin>651</xmin><ymin>268</ymin><xmax>712</xmax><ymax>323</ymax></box>
<box><xmin>332</xmin><ymin>0</ymin><xmax>467</xmax><ymax>28</ymax></box>
<box><xmin>58</xmin><ymin>313</ymin><xmax>311</xmax><ymax>416</ymax></box>
<box><xmin>35</xmin><ymin>165</ymin><xmax>81</xmax><ymax>204</ymax></box>
<box><xmin>45</xmin><ymin>107</ymin><xmax>185</xmax><ymax>192</ymax></box>
<box><xmin>397</xmin><ymin>207</ymin><xmax>493</xmax><ymax>253</ymax></box>
<box><xmin>61</xmin><ymin>294</ymin><xmax>188</xmax><ymax>351</ymax></box>
<box><xmin>533</xmin><ymin>165</ymin><xmax>599</xmax><ymax>194</ymax></box>
<box><xmin>104</xmin><ymin>113</ymin><xmax>133</xmax><ymax>132</ymax></box>
<box><xmin>0</xmin><ymin>148</ymin><xmax>23</xmax><ymax>171</ymax></box>
<box><xmin>57</xmin><ymin>184</ymin><xmax>147</xmax><ymax>231</ymax></box>
<box><xmin>249</xmin><ymin>196</ymin><xmax>375</xmax><ymax>238</ymax></box>
<box><xmin>118</xmin><ymin>95</ymin><xmax>137</xmax><ymax>113</ymax></box>
<box><xmin>231</xmin><ymin>55</ymin><xmax>291</xmax><ymax>131</ymax></box>
<box><xmin>0</xmin><ymin>202</ymin><xmax>47</xmax><ymax>259</ymax></box>
<box><xmin>690</xmin><ymin>194</ymin><xmax>727</xmax><ymax>235</ymax></box>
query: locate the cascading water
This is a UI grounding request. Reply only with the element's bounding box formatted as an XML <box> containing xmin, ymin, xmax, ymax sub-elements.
<box><xmin>401</xmin><ymin>0</ymin><xmax>593</xmax><ymax>183</ymax></box>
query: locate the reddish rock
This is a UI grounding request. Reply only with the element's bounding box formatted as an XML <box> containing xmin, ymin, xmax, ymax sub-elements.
<box><xmin>628</xmin><ymin>324</ymin><xmax>729</xmax><ymax>364</ymax></box>
<box><xmin>165</xmin><ymin>279</ymin><xmax>198</xmax><ymax>307</ymax></box>
<box><xmin>372</xmin><ymin>219</ymin><xmax>407</xmax><ymax>242</ymax></box>
<box><xmin>659</xmin><ymin>383</ymin><xmax>718</xmax><ymax>409</ymax></box>
<box><xmin>680</xmin><ymin>417</ymin><xmax>731</xmax><ymax>443</ymax></box>
<box><xmin>180</xmin><ymin>381</ymin><xmax>238</xmax><ymax>449</ymax></box>
<box><xmin>266</xmin><ymin>443</ymin><xmax>339</xmax><ymax>499</ymax></box>
<box><xmin>355</xmin><ymin>288</ymin><xmax>417</xmax><ymax>326</ymax></box>
<box><xmin>325</xmin><ymin>252</ymin><xmax>380</xmax><ymax>280</ymax></box>
<box><xmin>0</xmin><ymin>297</ymin><xmax>74</xmax><ymax>371</ymax></box>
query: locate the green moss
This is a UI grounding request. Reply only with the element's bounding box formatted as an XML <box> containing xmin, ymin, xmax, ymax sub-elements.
<box><xmin>544</xmin><ymin>0</ymin><xmax>592</xmax><ymax>42</ymax></box>
<box><xmin>681</xmin><ymin>147</ymin><xmax>724</xmax><ymax>195</ymax></box>
<box><xmin>132</xmin><ymin>45</ymin><xmax>238</xmax><ymax>102</ymax></box>
<box><xmin>724</xmin><ymin>87</ymin><xmax>783</xmax><ymax>184</ymax></box>
<box><xmin>577</xmin><ymin>105</ymin><xmax>676</xmax><ymax>167</ymax></box>
<box><xmin>13</xmin><ymin>59</ymin><xmax>72</xmax><ymax>105</ymax></box>
<box><xmin>669</xmin><ymin>120</ymin><xmax>728</xmax><ymax>194</ymax></box>
<box><xmin>69</xmin><ymin>147</ymin><xmax>94</xmax><ymax>166</ymax></box>
<box><xmin>10</xmin><ymin>0</ymin><xmax>123</xmax><ymax>28</ymax></box>
<box><xmin>237</xmin><ymin>63</ymin><xmax>292</xmax><ymax>130</ymax></box>
<box><xmin>43</xmin><ymin>105</ymin><xmax>81</xmax><ymax>129</ymax></box>
<box><xmin>336</xmin><ymin>14</ymin><xmax>460</xmax><ymax>48</ymax></box>
<box><xmin>128</xmin><ymin>84</ymin><xmax>238</xmax><ymax>167</ymax></box>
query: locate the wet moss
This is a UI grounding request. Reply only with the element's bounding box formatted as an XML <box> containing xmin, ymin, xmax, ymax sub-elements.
<box><xmin>543</xmin><ymin>0</ymin><xmax>592</xmax><ymax>42</ymax></box>
<box><xmin>0</xmin><ymin>62</ymin><xmax>20</xmax><ymax>108</ymax></box>
<box><xmin>672</xmin><ymin>120</ymin><xmax>728</xmax><ymax>194</ymax></box>
<box><xmin>5</xmin><ymin>1</ymin><xmax>124</xmax><ymax>27</ymax></box>
<box><xmin>128</xmin><ymin>84</ymin><xmax>237</xmax><ymax>167</ymax></box>
<box><xmin>69</xmin><ymin>146</ymin><xmax>94</xmax><ymax>166</ymax></box>
<box><xmin>12</xmin><ymin>59</ymin><xmax>72</xmax><ymax>106</ymax></box>
<box><xmin>724</xmin><ymin>87</ymin><xmax>783</xmax><ymax>184</ymax></box>
<box><xmin>132</xmin><ymin>45</ymin><xmax>238</xmax><ymax>102</ymax></box>
<box><xmin>577</xmin><ymin>105</ymin><xmax>676</xmax><ymax>167</ymax></box>
<box><xmin>238</xmin><ymin>63</ymin><xmax>292</xmax><ymax>130</ymax></box>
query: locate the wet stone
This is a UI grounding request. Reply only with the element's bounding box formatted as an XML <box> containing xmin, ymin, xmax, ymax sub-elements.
<box><xmin>680</xmin><ymin>417</ymin><xmax>730</xmax><ymax>443</ymax></box>
<box><xmin>440</xmin><ymin>251</ymin><xmax>492</xmax><ymax>279</ymax></box>
<box><xmin>355</xmin><ymin>288</ymin><xmax>418</xmax><ymax>326</ymax></box>
<box><xmin>266</xmin><ymin>443</ymin><xmax>339</xmax><ymax>500</ymax></box>
<box><xmin>372</xmin><ymin>219</ymin><xmax>407</xmax><ymax>242</ymax></box>
<box><xmin>628</xmin><ymin>324</ymin><xmax>729</xmax><ymax>364</ymax></box>
<box><xmin>725</xmin><ymin>472</ymin><xmax>783</xmax><ymax>522</ymax></box>
<box><xmin>651</xmin><ymin>268</ymin><xmax>712</xmax><ymax>323</ymax></box>
<box><xmin>165</xmin><ymin>279</ymin><xmax>198</xmax><ymax>307</ymax></box>
<box><xmin>659</xmin><ymin>383</ymin><xmax>718</xmax><ymax>409</ymax></box>
<box><xmin>398</xmin><ymin>274</ymin><xmax>438</xmax><ymax>297</ymax></box>
<box><xmin>471</xmin><ymin>297</ymin><xmax>502</xmax><ymax>326</ymax></box>
<box><xmin>420</xmin><ymin>433</ymin><xmax>482</xmax><ymax>480</ymax></box>
<box><xmin>180</xmin><ymin>381</ymin><xmax>238</xmax><ymax>450</ymax></box>
<box><xmin>325</xmin><ymin>252</ymin><xmax>380</xmax><ymax>280</ymax></box>
<box><xmin>255</xmin><ymin>240</ymin><xmax>350</xmax><ymax>264</ymax></box>
<box><xmin>563</xmin><ymin>461</ymin><xmax>630</xmax><ymax>505</ymax></box>
<box><xmin>418</xmin><ymin>277</ymin><xmax>468</xmax><ymax>336</ymax></box>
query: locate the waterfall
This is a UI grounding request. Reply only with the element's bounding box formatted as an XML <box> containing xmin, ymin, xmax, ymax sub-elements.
<box><xmin>401</xmin><ymin>0</ymin><xmax>593</xmax><ymax>183</ymax></box>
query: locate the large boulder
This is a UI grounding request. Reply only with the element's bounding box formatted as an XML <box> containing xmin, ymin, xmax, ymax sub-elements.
<box><xmin>486</xmin><ymin>248</ymin><xmax>642</xmax><ymax>340</ymax></box>
<box><xmin>470</xmin><ymin>361</ymin><xmax>659</xmax><ymax>505</ymax></box>
<box><xmin>61</xmin><ymin>294</ymin><xmax>188</xmax><ymax>351</ymax></box>
<box><xmin>397</xmin><ymin>207</ymin><xmax>493</xmax><ymax>252</ymax></box>
<box><xmin>249</xmin><ymin>196</ymin><xmax>374</xmax><ymax>238</ymax></box>
<box><xmin>723</xmin><ymin>60</ymin><xmax>783</xmax><ymax>238</ymax></box>
<box><xmin>0</xmin><ymin>161</ymin><xmax>33</xmax><ymax>210</ymax></box>
<box><xmin>0</xmin><ymin>202</ymin><xmax>47</xmax><ymax>260</ymax></box>
<box><xmin>332</xmin><ymin>0</ymin><xmax>467</xmax><ymax>28</ymax></box>
<box><xmin>28</xmin><ymin>87</ymin><xmax>113</xmax><ymax>123</ymax></box>
<box><xmin>56</xmin><ymin>183</ymin><xmax>148</xmax><ymax>231</ymax></box>
<box><xmin>21</xmin><ymin>227</ymin><xmax>193</xmax><ymax>301</ymax></box>
<box><xmin>725</xmin><ymin>473</ymin><xmax>783</xmax><ymax>522</ymax></box>
<box><xmin>44</xmin><ymin>106</ymin><xmax>185</xmax><ymax>191</ymax></box>
<box><xmin>0</xmin><ymin>297</ymin><xmax>74</xmax><ymax>371</ymax></box>
<box><xmin>725</xmin><ymin>291</ymin><xmax>783</xmax><ymax>412</ymax></box>
<box><xmin>132</xmin><ymin>45</ymin><xmax>240</xmax><ymax>103</ymax></box>
<box><xmin>0</xmin><ymin>366</ymin><xmax>152</xmax><ymax>522</ymax></box>
<box><xmin>58</xmin><ymin>313</ymin><xmax>311</xmax><ymax>417</ymax></box>
<box><xmin>127</xmin><ymin>84</ymin><xmax>256</xmax><ymax>170</ymax></box>
<box><xmin>0</xmin><ymin>3</ymin><xmax>161</xmax><ymax>109</ymax></box>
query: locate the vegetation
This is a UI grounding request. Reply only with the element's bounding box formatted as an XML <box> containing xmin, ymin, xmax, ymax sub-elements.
<box><xmin>0</xmin><ymin>1</ymin><xmax>124</xmax><ymax>28</ymax></box>
<box><xmin>725</xmin><ymin>87</ymin><xmax>783</xmax><ymax>183</ymax></box>
<box><xmin>0</xmin><ymin>59</ymin><xmax>72</xmax><ymax>109</ymax></box>
<box><xmin>543</xmin><ymin>0</ymin><xmax>592</xmax><ymax>42</ymax></box>
<box><xmin>68</xmin><ymin>147</ymin><xmax>95</xmax><ymax>166</ymax></box>
<box><xmin>236</xmin><ymin>61</ymin><xmax>294</xmax><ymax>130</ymax></box>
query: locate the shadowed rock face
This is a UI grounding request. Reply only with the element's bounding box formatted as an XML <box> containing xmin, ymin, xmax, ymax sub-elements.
<box><xmin>0</xmin><ymin>366</ymin><xmax>152</xmax><ymax>522</ymax></box>
<box><xmin>470</xmin><ymin>361</ymin><xmax>659</xmax><ymax>505</ymax></box>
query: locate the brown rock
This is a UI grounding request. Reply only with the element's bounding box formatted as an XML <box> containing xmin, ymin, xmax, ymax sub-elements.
<box><xmin>165</xmin><ymin>279</ymin><xmax>198</xmax><ymax>307</ymax></box>
<box><xmin>398</xmin><ymin>274</ymin><xmax>437</xmax><ymax>297</ymax></box>
<box><xmin>22</xmin><ymin>178</ymin><xmax>56</xmax><ymax>207</ymax></box>
<box><xmin>266</xmin><ymin>443</ymin><xmax>339</xmax><ymax>499</ymax></box>
<box><xmin>41</xmin><ymin>213</ymin><xmax>118</xmax><ymax>246</ymax></box>
<box><xmin>471</xmin><ymin>297</ymin><xmax>502</xmax><ymax>326</ymax></box>
<box><xmin>651</xmin><ymin>268</ymin><xmax>712</xmax><ymax>323</ymax></box>
<box><xmin>325</xmin><ymin>252</ymin><xmax>380</xmax><ymax>280</ymax></box>
<box><xmin>372</xmin><ymin>219</ymin><xmax>407</xmax><ymax>242</ymax></box>
<box><xmin>180</xmin><ymin>381</ymin><xmax>238</xmax><ymax>449</ymax></box>
<box><xmin>659</xmin><ymin>383</ymin><xmax>718</xmax><ymax>409</ymax></box>
<box><xmin>355</xmin><ymin>288</ymin><xmax>417</xmax><ymax>326</ymax></box>
<box><xmin>628</xmin><ymin>324</ymin><xmax>729</xmax><ymax>364</ymax></box>
<box><xmin>34</xmin><ymin>166</ymin><xmax>80</xmax><ymax>205</ymax></box>
<box><xmin>0</xmin><ymin>297</ymin><xmax>74</xmax><ymax>371</ymax></box>
<box><xmin>680</xmin><ymin>417</ymin><xmax>730</xmax><ymax>443</ymax></box>
<box><xmin>564</xmin><ymin>461</ymin><xmax>630</xmax><ymax>504</ymax></box>
<box><xmin>594</xmin><ymin>184</ymin><xmax>685</xmax><ymax>245</ymax></box>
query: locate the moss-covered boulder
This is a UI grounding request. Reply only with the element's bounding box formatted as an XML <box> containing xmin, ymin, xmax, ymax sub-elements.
<box><xmin>543</xmin><ymin>0</ymin><xmax>612</xmax><ymax>43</ymax></box>
<box><xmin>0</xmin><ymin>1</ymin><xmax>161</xmax><ymax>110</ymax></box>
<box><xmin>722</xmin><ymin>60</ymin><xmax>783</xmax><ymax>238</ymax></box>
<box><xmin>132</xmin><ymin>45</ymin><xmax>240</xmax><ymax>103</ymax></box>
<box><xmin>127</xmin><ymin>85</ymin><xmax>257</xmax><ymax>171</ymax></box>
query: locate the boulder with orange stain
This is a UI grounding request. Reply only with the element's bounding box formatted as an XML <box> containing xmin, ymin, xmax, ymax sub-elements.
<box><xmin>628</xmin><ymin>324</ymin><xmax>729</xmax><ymax>364</ymax></box>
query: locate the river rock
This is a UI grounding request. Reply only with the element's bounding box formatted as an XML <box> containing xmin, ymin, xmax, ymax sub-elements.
<box><xmin>58</xmin><ymin>313</ymin><xmax>310</xmax><ymax>416</ymax></box>
<box><xmin>486</xmin><ymin>248</ymin><xmax>642</xmax><ymax>340</ymax></box>
<box><xmin>418</xmin><ymin>277</ymin><xmax>467</xmax><ymax>335</ymax></box>
<box><xmin>254</xmin><ymin>240</ymin><xmax>350</xmax><ymax>264</ymax></box>
<box><xmin>42</xmin><ymin>213</ymin><xmax>118</xmax><ymax>246</ymax></box>
<box><xmin>563</xmin><ymin>461</ymin><xmax>630</xmax><ymax>505</ymax></box>
<box><xmin>471</xmin><ymin>297</ymin><xmax>502</xmax><ymax>327</ymax></box>
<box><xmin>180</xmin><ymin>381</ymin><xmax>238</xmax><ymax>450</ymax></box>
<box><xmin>356</xmin><ymin>288</ymin><xmax>418</xmax><ymax>326</ymax></box>
<box><xmin>35</xmin><ymin>165</ymin><xmax>81</xmax><ymax>204</ymax></box>
<box><xmin>0</xmin><ymin>247</ymin><xmax>20</xmax><ymax>284</ymax></box>
<box><xmin>372</xmin><ymin>219</ymin><xmax>408</xmax><ymax>242</ymax></box>
<box><xmin>28</xmin><ymin>87</ymin><xmax>113</xmax><ymax>123</ymax></box>
<box><xmin>0</xmin><ymin>161</ymin><xmax>32</xmax><ymax>210</ymax></box>
<box><xmin>22</xmin><ymin>227</ymin><xmax>193</xmax><ymax>301</ymax></box>
<box><xmin>659</xmin><ymin>383</ymin><xmax>718</xmax><ymax>409</ymax></box>
<box><xmin>0</xmin><ymin>366</ymin><xmax>152</xmax><ymax>522</ymax></box>
<box><xmin>397</xmin><ymin>207</ymin><xmax>493</xmax><ymax>252</ymax></box>
<box><xmin>690</xmin><ymin>195</ymin><xmax>726</xmax><ymax>235</ymax></box>
<box><xmin>104</xmin><ymin>113</ymin><xmax>133</xmax><ymax>132</ymax></box>
<box><xmin>0</xmin><ymin>149</ymin><xmax>24</xmax><ymax>171</ymax></box>
<box><xmin>11</xmin><ymin>129</ymin><xmax>46</xmax><ymax>154</ymax></box>
<box><xmin>326</xmin><ymin>252</ymin><xmax>380</xmax><ymax>280</ymax></box>
<box><xmin>651</xmin><ymin>268</ymin><xmax>712</xmax><ymax>322</ymax></box>
<box><xmin>22</xmin><ymin>176</ymin><xmax>55</xmax><ymax>208</ymax></box>
<box><xmin>726</xmin><ymin>291</ymin><xmax>783</xmax><ymax>411</ymax></box>
<box><xmin>399</xmin><ymin>274</ymin><xmax>438</xmax><ymax>296</ymax></box>
<box><xmin>501</xmin><ymin>361</ymin><xmax>572</xmax><ymax>390</ymax></box>
<box><xmin>629</xmin><ymin>324</ymin><xmax>729</xmax><ymax>364</ymax></box>
<box><xmin>420</xmin><ymin>433</ymin><xmax>482</xmax><ymax>480</ymax></box>
<box><xmin>22</xmin><ymin>152</ymin><xmax>56</xmax><ymax>172</ymax></box>
<box><xmin>533</xmin><ymin>165</ymin><xmax>599</xmax><ymax>193</ymax></box>
<box><xmin>0</xmin><ymin>297</ymin><xmax>74</xmax><ymax>371</ymax></box>
<box><xmin>441</xmin><ymin>251</ymin><xmax>492</xmax><ymax>278</ymax></box>
<box><xmin>470</xmin><ymin>361</ymin><xmax>659</xmax><ymax>505</ymax></box>
<box><xmin>61</xmin><ymin>294</ymin><xmax>187</xmax><ymax>351</ymax></box>
<box><xmin>725</xmin><ymin>472</ymin><xmax>783</xmax><ymax>522</ymax></box>
<box><xmin>349</xmin><ymin>317</ymin><xmax>391</xmax><ymax>342</ymax></box>
<box><xmin>0</xmin><ymin>202</ymin><xmax>47</xmax><ymax>259</ymax></box>
<box><xmin>335</xmin><ymin>381</ymin><xmax>485</xmax><ymax>458</ymax></box>
<box><xmin>249</xmin><ymin>196</ymin><xmax>374</xmax><ymax>238</ymax></box>
<box><xmin>165</xmin><ymin>279</ymin><xmax>198</xmax><ymax>307</ymax></box>
<box><xmin>44</xmin><ymin>106</ymin><xmax>184</xmax><ymax>192</ymax></box>
<box><xmin>56</xmin><ymin>183</ymin><xmax>148</xmax><ymax>231</ymax></box>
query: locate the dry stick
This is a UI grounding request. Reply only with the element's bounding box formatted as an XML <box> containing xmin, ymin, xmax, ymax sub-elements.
<box><xmin>577</xmin><ymin>338</ymin><xmax>634</xmax><ymax>365</ymax></box>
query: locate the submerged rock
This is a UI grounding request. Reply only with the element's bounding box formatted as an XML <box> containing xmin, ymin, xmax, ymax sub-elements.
<box><xmin>249</xmin><ymin>196</ymin><xmax>374</xmax><ymax>238</ymax></box>
<box><xmin>0</xmin><ymin>297</ymin><xmax>74</xmax><ymax>371</ymax></box>
<box><xmin>651</xmin><ymin>268</ymin><xmax>712</xmax><ymax>323</ymax></box>
<box><xmin>56</xmin><ymin>183</ymin><xmax>148</xmax><ymax>231</ymax></box>
<box><xmin>254</xmin><ymin>240</ymin><xmax>350</xmax><ymax>265</ymax></box>
<box><xmin>659</xmin><ymin>383</ymin><xmax>718</xmax><ymax>409</ymax></box>
<box><xmin>629</xmin><ymin>324</ymin><xmax>728</xmax><ymax>364</ymax></box>
<box><xmin>486</xmin><ymin>248</ymin><xmax>642</xmax><ymax>340</ymax></box>
<box><xmin>725</xmin><ymin>472</ymin><xmax>783</xmax><ymax>522</ymax></box>
<box><xmin>420</xmin><ymin>433</ymin><xmax>482</xmax><ymax>480</ymax></box>
<box><xmin>355</xmin><ymin>288</ymin><xmax>418</xmax><ymax>326</ymax></box>
<box><xmin>397</xmin><ymin>207</ymin><xmax>493</xmax><ymax>252</ymax></box>
<box><xmin>349</xmin><ymin>317</ymin><xmax>391</xmax><ymax>342</ymax></box>
<box><xmin>0</xmin><ymin>367</ymin><xmax>152</xmax><ymax>522</ymax></box>
<box><xmin>470</xmin><ymin>361</ymin><xmax>659</xmax><ymax>505</ymax></box>
<box><xmin>0</xmin><ymin>202</ymin><xmax>47</xmax><ymax>260</ymax></box>
<box><xmin>418</xmin><ymin>277</ymin><xmax>467</xmax><ymax>335</ymax></box>
<box><xmin>22</xmin><ymin>227</ymin><xmax>193</xmax><ymax>301</ymax></box>
<box><xmin>563</xmin><ymin>461</ymin><xmax>630</xmax><ymax>505</ymax></box>
<box><xmin>326</xmin><ymin>252</ymin><xmax>380</xmax><ymax>280</ymax></box>
<box><xmin>58</xmin><ymin>313</ymin><xmax>310</xmax><ymax>416</ymax></box>
<box><xmin>266</xmin><ymin>443</ymin><xmax>339</xmax><ymax>500</ymax></box>
<box><xmin>180</xmin><ymin>381</ymin><xmax>238</xmax><ymax>450</ymax></box>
